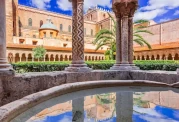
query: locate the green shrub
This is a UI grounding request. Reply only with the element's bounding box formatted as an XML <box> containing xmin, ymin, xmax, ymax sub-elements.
<box><xmin>12</xmin><ymin>60</ymin><xmax>179</xmax><ymax>73</ymax></box>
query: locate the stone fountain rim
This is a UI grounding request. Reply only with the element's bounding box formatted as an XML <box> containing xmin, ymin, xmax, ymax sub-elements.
<box><xmin>0</xmin><ymin>80</ymin><xmax>175</xmax><ymax>122</ymax></box>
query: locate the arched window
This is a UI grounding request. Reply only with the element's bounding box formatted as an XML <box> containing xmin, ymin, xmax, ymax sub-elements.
<box><xmin>60</xmin><ymin>24</ymin><xmax>63</xmax><ymax>31</ymax></box>
<box><xmin>91</xmin><ymin>29</ymin><xmax>93</xmax><ymax>36</ymax></box>
<box><xmin>28</xmin><ymin>18</ymin><xmax>32</xmax><ymax>26</ymax></box>
<box><xmin>68</xmin><ymin>25</ymin><xmax>71</xmax><ymax>33</ymax></box>
<box><xmin>40</xmin><ymin>20</ymin><xmax>43</xmax><ymax>27</ymax></box>
<box><xmin>103</xmin><ymin>14</ymin><xmax>106</xmax><ymax>19</ymax></box>
<box><xmin>90</xmin><ymin>14</ymin><xmax>93</xmax><ymax>20</ymax></box>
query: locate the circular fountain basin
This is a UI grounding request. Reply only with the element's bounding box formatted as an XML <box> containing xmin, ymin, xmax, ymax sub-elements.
<box><xmin>0</xmin><ymin>80</ymin><xmax>179</xmax><ymax>122</ymax></box>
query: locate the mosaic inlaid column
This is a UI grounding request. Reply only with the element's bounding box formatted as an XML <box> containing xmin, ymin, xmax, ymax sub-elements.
<box><xmin>66</xmin><ymin>0</ymin><xmax>91</xmax><ymax>72</ymax></box>
<box><xmin>0</xmin><ymin>0</ymin><xmax>12</xmax><ymax>72</ymax></box>
<box><xmin>111</xmin><ymin>0</ymin><xmax>139</xmax><ymax>70</ymax></box>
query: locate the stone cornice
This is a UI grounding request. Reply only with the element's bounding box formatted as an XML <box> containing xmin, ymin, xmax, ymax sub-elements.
<box><xmin>18</xmin><ymin>5</ymin><xmax>96</xmax><ymax>25</ymax></box>
<box><xmin>7</xmin><ymin>43</ymin><xmax>105</xmax><ymax>54</ymax></box>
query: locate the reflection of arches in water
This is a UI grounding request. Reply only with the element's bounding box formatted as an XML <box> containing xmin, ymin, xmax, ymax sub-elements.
<box><xmin>15</xmin><ymin>53</ymin><xmax>20</xmax><ymax>62</ymax></box>
<box><xmin>174</xmin><ymin>54</ymin><xmax>179</xmax><ymax>60</ymax></box>
<box><xmin>8</xmin><ymin>53</ymin><xmax>13</xmax><ymax>63</ymax></box>
<box><xmin>168</xmin><ymin>54</ymin><xmax>172</xmax><ymax>60</ymax></box>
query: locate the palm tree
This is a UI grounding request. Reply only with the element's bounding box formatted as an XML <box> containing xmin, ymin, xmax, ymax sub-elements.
<box><xmin>93</xmin><ymin>13</ymin><xmax>153</xmax><ymax>60</ymax></box>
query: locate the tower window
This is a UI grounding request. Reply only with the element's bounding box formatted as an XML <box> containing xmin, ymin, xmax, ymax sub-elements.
<box><xmin>91</xmin><ymin>29</ymin><xmax>93</xmax><ymax>36</ymax></box>
<box><xmin>40</xmin><ymin>20</ymin><xmax>43</xmax><ymax>27</ymax></box>
<box><xmin>60</xmin><ymin>24</ymin><xmax>63</xmax><ymax>31</ymax></box>
<box><xmin>28</xmin><ymin>18</ymin><xmax>32</xmax><ymax>26</ymax></box>
<box><xmin>43</xmin><ymin>32</ymin><xmax>46</xmax><ymax>38</ymax></box>
<box><xmin>68</xmin><ymin>25</ymin><xmax>71</xmax><ymax>33</ymax></box>
<box><xmin>50</xmin><ymin>32</ymin><xmax>53</xmax><ymax>38</ymax></box>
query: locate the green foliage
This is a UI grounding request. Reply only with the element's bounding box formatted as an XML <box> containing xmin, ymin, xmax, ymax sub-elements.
<box><xmin>134</xmin><ymin>19</ymin><xmax>149</xmax><ymax>24</ymax></box>
<box><xmin>32</xmin><ymin>46</ymin><xmax>46</xmax><ymax>60</ymax></box>
<box><xmin>12</xmin><ymin>60</ymin><xmax>179</xmax><ymax>73</ymax></box>
<box><xmin>93</xmin><ymin>13</ymin><xmax>152</xmax><ymax>60</ymax></box>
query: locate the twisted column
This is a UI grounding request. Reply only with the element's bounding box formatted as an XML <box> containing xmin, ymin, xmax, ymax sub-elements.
<box><xmin>0</xmin><ymin>0</ymin><xmax>12</xmax><ymax>72</ymax></box>
<box><xmin>66</xmin><ymin>0</ymin><xmax>91</xmax><ymax>72</ymax></box>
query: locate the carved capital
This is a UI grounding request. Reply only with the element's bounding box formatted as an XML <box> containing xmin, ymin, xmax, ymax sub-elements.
<box><xmin>112</xmin><ymin>1</ymin><xmax>138</xmax><ymax>18</ymax></box>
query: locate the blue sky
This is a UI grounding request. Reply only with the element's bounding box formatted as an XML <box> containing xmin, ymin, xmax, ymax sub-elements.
<box><xmin>19</xmin><ymin>0</ymin><xmax>179</xmax><ymax>23</ymax></box>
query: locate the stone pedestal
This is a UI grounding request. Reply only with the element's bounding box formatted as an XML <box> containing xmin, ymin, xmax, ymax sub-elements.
<box><xmin>66</xmin><ymin>0</ymin><xmax>91</xmax><ymax>72</ymax></box>
<box><xmin>111</xmin><ymin>0</ymin><xmax>139</xmax><ymax>71</ymax></box>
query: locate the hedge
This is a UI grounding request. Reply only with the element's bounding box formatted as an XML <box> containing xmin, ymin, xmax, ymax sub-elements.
<box><xmin>12</xmin><ymin>60</ymin><xmax>179</xmax><ymax>73</ymax></box>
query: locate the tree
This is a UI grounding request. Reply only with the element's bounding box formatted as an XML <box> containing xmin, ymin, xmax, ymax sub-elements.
<box><xmin>32</xmin><ymin>46</ymin><xmax>46</xmax><ymax>61</ymax></box>
<box><xmin>93</xmin><ymin>13</ymin><xmax>153</xmax><ymax>60</ymax></box>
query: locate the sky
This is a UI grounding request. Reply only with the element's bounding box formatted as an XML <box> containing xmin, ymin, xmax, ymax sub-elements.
<box><xmin>18</xmin><ymin>0</ymin><xmax>179</xmax><ymax>23</ymax></box>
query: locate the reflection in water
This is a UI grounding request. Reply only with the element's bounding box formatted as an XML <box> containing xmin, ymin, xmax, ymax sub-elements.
<box><xmin>28</xmin><ymin>91</ymin><xmax>179</xmax><ymax>122</ymax></box>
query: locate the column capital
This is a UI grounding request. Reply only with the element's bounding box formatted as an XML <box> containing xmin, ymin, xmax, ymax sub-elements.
<box><xmin>112</xmin><ymin>1</ymin><xmax>138</xmax><ymax>18</ymax></box>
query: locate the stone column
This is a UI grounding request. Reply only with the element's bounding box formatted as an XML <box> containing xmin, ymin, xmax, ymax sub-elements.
<box><xmin>66</xmin><ymin>0</ymin><xmax>91</xmax><ymax>72</ymax></box>
<box><xmin>0</xmin><ymin>0</ymin><xmax>12</xmax><ymax>72</ymax></box>
<box><xmin>121</xmin><ymin>15</ymin><xmax>129</xmax><ymax>64</ymax></box>
<box><xmin>111</xmin><ymin>0</ymin><xmax>139</xmax><ymax>70</ymax></box>
<box><xmin>72</xmin><ymin>98</ymin><xmax>84</xmax><ymax>122</ymax></box>
<box><xmin>116</xmin><ymin>92</ymin><xmax>133</xmax><ymax>122</ymax></box>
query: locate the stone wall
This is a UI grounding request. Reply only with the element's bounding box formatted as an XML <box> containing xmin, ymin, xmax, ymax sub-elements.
<box><xmin>0</xmin><ymin>70</ymin><xmax>179</xmax><ymax>106</ymax></box>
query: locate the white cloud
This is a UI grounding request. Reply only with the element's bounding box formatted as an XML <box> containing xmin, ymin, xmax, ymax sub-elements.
<box><xmin>56</xmin><ymin>0</ymin><xmax>111</xmax><ymax>11</ymax></box>
<box><xmin>174</xmin><ymin>10</ymin><xmax>179</xmax><ymax>16</ymax></box>
<box><xmin>159</xmin><ymin>18</ymin><xmax>171</xmax><ymax>23</ymax></box>
<box><xmin>134</xmin><ymin>8</ymin><xmax>167</xmax><ymax>21</ymax></box>
<box><xmin>31</xmin><ymin>0</ymin><xmax>51</xmax><ymax>9</ymax></box>
<box><xmin>141</xmin><ymin>0</ymin><xmax>179</xmax><ymax>11</ymax></box>
<box><xmin>134</xmin><ymin>0</ymin><xmax>179</xmax><ymax>21</ymax></box>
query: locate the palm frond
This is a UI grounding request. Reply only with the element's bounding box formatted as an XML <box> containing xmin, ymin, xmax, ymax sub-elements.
<box><xmin>134</xmin><ymin>34</ymin><xmax>152</xmax><ymax>49</ymax></box>
<box><xmin>134</xmin><ymin>29</ymin><xmax>153</xmax><ymax>35</ymax></box>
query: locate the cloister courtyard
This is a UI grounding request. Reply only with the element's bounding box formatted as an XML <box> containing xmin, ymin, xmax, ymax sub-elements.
<box><xmin>1</xmin><ymin>0</ymin><xmax>179</xmax><ymax>122</ymax></box>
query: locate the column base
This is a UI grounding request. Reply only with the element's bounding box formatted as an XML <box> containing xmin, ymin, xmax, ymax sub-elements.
<box><xmin>65</xmin><ymin>64</ymin><xmax>92</xmax><ymax>72</ymax></box>
<box><xmin>110</xmin><ymin>64</ymin><xmax>140</xmax><ymax>71</ymax></box>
